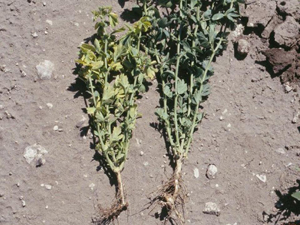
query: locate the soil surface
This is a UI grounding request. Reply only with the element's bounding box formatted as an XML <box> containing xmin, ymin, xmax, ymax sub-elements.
<box><xmin>0</xmin><ymin>0</ymin><xmax>299</xmax><ymax>225</ymax></box>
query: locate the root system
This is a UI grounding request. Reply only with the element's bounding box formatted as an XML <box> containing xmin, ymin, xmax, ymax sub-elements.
<box><xmin>93</xmin><ymin>171</ymin><xmax>128</xmax><ymax>225</ymax></box>
<box><xmin>149</xmin><ymin>160</ymin><xmax>187</xmax><ymax>224</ymax></box>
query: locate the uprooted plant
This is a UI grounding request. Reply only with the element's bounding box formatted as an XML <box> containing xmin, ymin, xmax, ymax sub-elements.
<box><xmin>75</xmin><ymin>7</ymin><xmax>155</xmax><ymax>223</ymax></box>
<box><xmin>137</xmin><ymin>0</ymin><xmax>244</xmax><ymax>223</ymax></box>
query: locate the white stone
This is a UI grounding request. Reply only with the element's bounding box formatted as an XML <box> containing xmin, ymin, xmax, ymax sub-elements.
<box><xmin>140</xmin><ymin>151</ymin><xmax>144</xmax><ymax>156</ymax></box>
<box><xmin>53</xmin><ymin>125</ymin><xmax>58</xmax><ymax>131</ymax></box>
<box><xmin>36</xmin><ymin>60</ymin><xmax>54</xmax><ymax>79</ymax></box>
<box><xmin>206</xmin><ymin>164</ymin><xmax>218</xmax><ymax>179</ymax></box>
<box><xmin>46</xmin><ymin>103</ymin><xmax>53</xmax><ymax>109</ymax></box>
<box><xmin>292</xmin><ymin>112</ymin><xmax>299</xmax><ymax>123</ymax></box>
<box><xmin>203</xmin><ymin>202</ymin><xmax>220</xmax><ymax>216</ymax></box>
<box><xmin>89</xmin><ymin>183</ymin><xmax>95</xmax><ymax>190</ymax></box>
<box><xmin>275</xmin><ymin>148</ymin><xmax>285</xmax><ymax>154</ymax></box>
<box><xmin>256</xmin><ymin>174</ymin><xmax>267</xmax><ymax>183</ymax></box>
<box><xmin>285</xmin><ymin>84</ymin><xmax>293</xmax><ymax>93</ymax></box>
<box><xmin>32</xmin><ymin>32</ymin><xmax>38</xmax><ymax>38</ymax></box>
<box><xmin>143</xmin><ymin>161</ymin><xmax>149</xmax><ymax>166</ymax></box>
<box><xmin>46</xmin><ymin>20</ymin><xmax>53</xmax><ymax>26</ymax></box>
<box><xmin>24</xmin><ymin>144</ymin><xmax>48</xmax><ymax>164</ymax></box>
<box><xmin>222</xmin><ymin>109</ymin><xmax>228</xmax><ymax>115</ymax></box>
<box><xmin>193</xmin><ymin>168</ymin><xmax>199</xmax><ymax>178</ymax></box>
<box><xmin>45</xmin><ymin>184</ymin><xmax>52</xmax><ymax>190</ymax></box>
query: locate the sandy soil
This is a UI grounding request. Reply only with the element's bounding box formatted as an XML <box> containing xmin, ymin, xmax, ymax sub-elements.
<box><xmin>0</xmin><ymin>0</ymin><xmax>299</xmax><ymax>225</ymax></box>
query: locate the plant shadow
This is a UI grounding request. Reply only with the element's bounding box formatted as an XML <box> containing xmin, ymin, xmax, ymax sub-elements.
<box><xmin>263</xmin><ymin>180</ymin><xmax>300</xmax><ymax>224</ymax></box>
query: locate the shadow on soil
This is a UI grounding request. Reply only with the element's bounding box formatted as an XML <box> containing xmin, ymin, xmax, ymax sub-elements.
<box><xmin>263</xmin><ymin>180</ymin><xmax>300</xmax><ymax>225</ymax></box>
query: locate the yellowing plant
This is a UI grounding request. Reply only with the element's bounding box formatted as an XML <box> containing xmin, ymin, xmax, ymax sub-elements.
<box><xmin>76</xmin><ymin>7</ymin><xmax>155</xmax><ymax>223</ymax></box>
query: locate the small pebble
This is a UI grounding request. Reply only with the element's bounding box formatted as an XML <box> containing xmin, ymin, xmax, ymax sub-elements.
<box><xmin>140</xmin><ymin>151</ymin><xmax>144</xmax><ymax>156</ymax></box>
<box><xmin>284</xmin><ymin>84</ymin><xmax>293</xmax><ymax>93</ymax></box>
<box><xmin>206</xmin><ymin>164</ymin><xmax>218</xmax><ymax>179</ymax></box>
<box><xmin>46</xmin><ymin>20</ymin><xmax>53</xmax><ymax>26</ymax></box>
<box><xmin>45</xmin><ymin>184</ymin><xmax>52</xmax><ymax>190</ymax></box>
<box><xmin>53</xmin><ymin>125</ymin><xmax>58</xmax><ymax>131</ymax></box>
<box><xmin>292</xmin><ymin>112</ymin><xmax>299</xmax><ymax>124</ymax></box>
<box><xmin>194</xmin><ymin>168</ymin><xmax>199</xmax><ymax>178</ymax></box>
<box><xmin>43</xmin><ymin>2</ymin><xmax>46</xmax><ymax>6</ymax></box>
<box><xmin>143</xmin><ymin>161</ymin><xmax>149</xmax><ymax>166</ymax></box>
<box><xmin>89</xmin><ymin>183</ymin><xmax>95</xmax><ymax>191</ymax></box>
<box><xmin>275</xmin><ymin>148</ymin><xmax>285</xmax><ymax>154</ymax></box>
<box><xmin>237</xmin><ymin>39</ymin><xmax>250</xmax><ymax>56</ymax></box>
<box><xmin>46</xmin><ymin>103</ymin><xmax>53</xmax><ymax>109</ymax></box>
<box><xmin>219</xmin><ymin>116</ymin><xmax>224</xmax><ymax>121</ymax></box>
<box><xmin>256</xmin><ymin>174</ymin><xmax>267</xmax><ymax>183</ymax></box>
<box><xmin>203</xmin><ymin>202</ymin><xmax>221</xmax><ymax>216</ymax></box>
<box><xmin>32</xmin><ymin>32</ymin><xmax>38</xmax><ymax>38</ymax></box>
<box><xmin>21</xmin><ymin>200</ymin><xmax>26</xmax><ymax>207</ymax></box>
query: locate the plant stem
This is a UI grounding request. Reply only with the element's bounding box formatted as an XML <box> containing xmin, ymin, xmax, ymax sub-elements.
<box><xmin>104</xmin><ymin>39</ymin><xmax>108</xmax><ymax>85</ymax></box>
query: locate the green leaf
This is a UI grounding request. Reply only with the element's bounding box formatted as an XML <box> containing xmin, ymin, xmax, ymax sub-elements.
<box><xmin>91</xmin><ymin>61</ymin><xmax>104</xmax><ymax>69</ymax></box>
<box><xmin>109</xmin><ymin>12</ymin><xmax>118</xmax><ymax>27</ymax></box>
<box><xmin>177</xmin><ymin>79</ymin><xmax>187</xmax><ymax>95</ymax></box>
<box><xmin>203</xmin><ymin>9</ymin><xmax>211</xmax><ymax>19</ymax></box>
<box><xmin>119</xmin><ymin>74</ymin><xmax>129</xmax><ymax>89</ymax></box>
<box><xmin>227</xmin><ymin>13</ymin><xmax>239</xmax><ymax>22</ymax></box>
<box><xmin>201</xmin><ymin>83</ymin><xmax>210</xmax><ymax>97</ymax></box>
<box><xmin>197</xmin><ymin>112</ymin><xmax>204</xmax><ymax>122</ymax></box>
<box><xmin>193</xmin><ymin>90</ymin><xmax>202</xmax><ymax>104</ymax></box>
<box><xmin>158</xmin><ymin>18</ymin><xmax>168</xmax><ymax>28</ymax></box>
<box><xmin>292</xmin><ymin>191</ymin><xmax>300</xmax><ymax>201</ymax></box>
<box><xmin>190</xmin><ymin>0</ymin><xmax>198</xmax><ymax>8</ymax></box>
<box><xmin>212</xmin><ymin>13</ymin><xmax>224</xmax><ymax>21</ymax></box>
<box><xmin>103</xmin><ymin>85</ymin><xmax>115</xmax><ymax>101</ymax></box>
<box><xmin>163</xmin><ymin>85</ymin><xmax>173</xmax><ymax>98</ymax></box>
<box><xmin>95</xmin><ymin>111</ymin><xmax>105</xmax><ymax>122</ymax></box>
<box><xmin>94</xmin><ymin>39</ymin><xmax>101</xmax><ymax>53</ymax></box>
<box><xmin>81</xmin><ymin>43</ymin><xmax>96</xmax><ymax>53</ymax></box>
<box><xmin>111</xmin><ymin>27</ymin><xmax>126</xmax><ymax>35</ymax></box>
<box><xmin>155</xmin><ymin>108</ymin><xmax>168</xmax><ymax>121</ymax></box>
<box><xmin>111</xmin><ymin>126</ymin><xmax>123</xmax><ymax>141</ymax></box>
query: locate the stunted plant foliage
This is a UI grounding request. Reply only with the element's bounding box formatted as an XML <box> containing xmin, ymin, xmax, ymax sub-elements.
<box><xmin>76</xmin><ymin>7</ymin><xmax>155</xmax><ymax>223</ymax></box>
<box><xmin>136</xmin><ymin>0</ymin><xmax>244</xmax><ymax>223</ymax></box>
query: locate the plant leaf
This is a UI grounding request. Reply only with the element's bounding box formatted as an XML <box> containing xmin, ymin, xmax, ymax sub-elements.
<box><xmin>292</xmin><ymin>191</ymin><xmax>300</xmax><ymax>201</ymax></box>
<box><xmin>163</xmin><ymin>85</ymin><xmax>173</xmax><ymax>98</ymax></box>
<box><xmin>212</xmin><ymin>13</ymin><xmax>224</xmax><ymax>21</ymax></box>
<box><xmin>103</xmin><ymin>85</ymin><xmax>115</xmax><ymax>101</ymax></box>
<box><xmin>86</xmin><ymin>107</ymin><xmax>96</xmax><ymax>115</ymax></box>
<box><xmin>177</xmin><ymin>79</ymin><xmax>187</xmax><ymax>95</ymax></box>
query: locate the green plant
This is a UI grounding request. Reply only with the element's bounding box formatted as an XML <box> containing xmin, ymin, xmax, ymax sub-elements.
<box><xmin>76</xmin><ymin>7</ymin><xmax>154</xmax><ymax>222</ymax></box>
<box><xmin>137</xmin><ymin>0</ymin><xmax>244</xmax><ymax>222</ymax></box>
